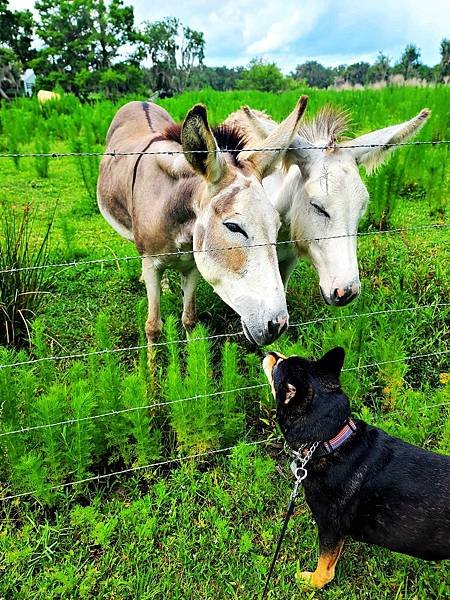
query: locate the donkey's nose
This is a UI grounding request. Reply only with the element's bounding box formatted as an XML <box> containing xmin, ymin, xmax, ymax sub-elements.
<box><xmin>267</xmin><ymin>315</ymin><xmax>288</xmax><ymax>339</ymax></box>
<box><xmin>332</xmin><ymin>286</ymin><xmax>358</xmax><ymax>306</ymax></box>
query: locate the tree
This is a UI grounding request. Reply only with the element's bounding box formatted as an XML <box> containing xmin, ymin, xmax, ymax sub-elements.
<box><xmin>0</xmin><ymin>47</ymin><xmax>21</xmax><ymax>99</ymax></box>
<box><xmin>32</xmin><ymin>0</ymin><xmax>140</xmax><ymax>96</ymax></box>
<box><xmin>139</xmin><ymin>17</ymin><xmax>205</xmax><ymax>95</ymax></box>
<box><xmin>186</xmin><ymin>65</ymin><xmax>244</xmax><ymax>91</ymax></box>
<box><xmin>0</xmin><ymin>0</ymin><xmax>35</xmax><ymax>65</ymax></box>
<box><xmin>343</xmin><ymin>62</ymin><xmax>370</xmax><ymax>86</ymax></box>
<box><xmin>291</xmin><ymin>60</ymin><xmax>333</xmax><ymax>88</ymax></box>
<box><xmin>439</xmin><ymin>38</ymin><xmax>450</xmax><ymax>80</ymax></box>
<box><xmin>367</xmin><ymin>52</ymin><xmax>391</xmax><ymax>83</ymax></box>
<box><xmin>395</xmin><ymin>44</ymin><xmax>422</xmax><ymax>79</ymax></box>
<box><xmin>236</xmin><ymin>58</ymin><xmax>289</xmax><ymax>93</ymax></box>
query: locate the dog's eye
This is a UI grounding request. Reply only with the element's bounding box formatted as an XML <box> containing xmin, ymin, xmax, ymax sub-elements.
<box><xmin>224</xmin><ymin>222</ymin><xmax>248</xmax><ymax>238</ymax></box>
<box><xmin>311</xmin><ymin>203</ymin><xmax>330</xmax><ymax>219</ymax></box>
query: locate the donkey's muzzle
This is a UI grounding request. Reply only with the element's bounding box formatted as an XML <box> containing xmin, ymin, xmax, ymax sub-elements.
<box><xmin>332</xmin><ymin>285</ymin><xmax>358</xmax><ymax>306</ymax></box>
<box><xmin>242</xmin><ymin>314</ymin><xmax>289</xmax><ymax>346</ymax></box>
<box><xmin>321</xmin><ymin>282</ymin><xmax>360</xmax><ymax>307</ymax></box>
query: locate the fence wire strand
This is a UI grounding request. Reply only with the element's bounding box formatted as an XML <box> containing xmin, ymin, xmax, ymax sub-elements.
<box><xmin>1</xmin><ymin>223</ymin><xmax>448</xmax><ymax>275</ymax></box>
<box><xmin>1</xmin><ymin>347</ymin><xmax>448</xmax><ymax>439</ymax></box>
<box><xmin>1</xmin><ymin>345</ymin><xmax>449</xmax><ymax>502</ymax></box>
<box><xmin>1</xmin><ymin>302</ymin><xmax>448</xmax><ymax>371</ymax></box>
<box><xmin>0</xmin><ymin>138</ymin><xmax>449</xmax><ymax>160</ymax></box>
<box><xmin>0</xmin><ymin>437</ymin><xmax>277</xmax><ymax>502</ymax></box>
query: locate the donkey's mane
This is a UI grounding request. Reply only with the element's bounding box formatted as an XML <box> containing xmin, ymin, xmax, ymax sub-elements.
<box><xmin>297</xmin><ymin>105</ymin><xmax>350</xmax><ymax>145</ymax></box>
<box><xmin>162</xmin><ymin>122</ymin><xmax>248</xmax><ymax>166</ymax></box>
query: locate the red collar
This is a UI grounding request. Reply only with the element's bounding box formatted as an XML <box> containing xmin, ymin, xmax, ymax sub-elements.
<box><xmin>323</xmin><ymin>418</ymin><xmax>357</xmax><ymax>453</ymax></box>
<box><xmin>297</xmin><ymin>419</ymin><xmax>357</xmax><ymax>460</ymax></box>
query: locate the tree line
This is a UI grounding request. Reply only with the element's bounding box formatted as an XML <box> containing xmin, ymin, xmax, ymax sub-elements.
<box><xmin>0</xmin><ymin>0</ymin><xmax>449</xmax><ymax>100</ymax></box>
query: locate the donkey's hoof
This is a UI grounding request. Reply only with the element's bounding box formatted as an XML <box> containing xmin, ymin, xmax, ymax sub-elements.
<box><xmin>145</xmin><ymin>322</ymin><xmax>162</xmax><ymax>344</ymax></box>
<box><xmin>182</xmin><ymin>315</ymin><xmax>197</xmax><ymax>332</ymax></box>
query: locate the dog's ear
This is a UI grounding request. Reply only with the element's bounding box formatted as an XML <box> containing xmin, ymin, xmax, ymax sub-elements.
<box><xmin>284</xmin><ymin>383</ymin><xmax>297</xmax><ymax>405</ymax></box>
<box><xmin>318</xmin><ymin>347</ymin><xmax>345</xmax><ymax>378</ymax></box>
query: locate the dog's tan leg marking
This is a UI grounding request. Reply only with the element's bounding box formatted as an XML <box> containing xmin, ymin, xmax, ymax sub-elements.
<box><xmin>299</xmin><ymin>540</ymin><xmax>344</xmax><ymax>589</ymax></box>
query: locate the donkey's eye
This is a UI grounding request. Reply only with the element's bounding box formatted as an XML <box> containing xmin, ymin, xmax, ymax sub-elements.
<box><xmin>311</xmin><ymin>203</ymin><xmax>330</xmax><ymax>219</ymax></box>
<box><xmin>224</xmin><ymin>222</ymin><xmax>248</xmax><ymax>238</ymax></box>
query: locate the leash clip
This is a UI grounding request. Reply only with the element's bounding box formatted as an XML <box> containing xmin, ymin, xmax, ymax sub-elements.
<box><xmin>288</xmin><ymin>440</ymin><xmax>320</xmax><ymax>501</ymax></box>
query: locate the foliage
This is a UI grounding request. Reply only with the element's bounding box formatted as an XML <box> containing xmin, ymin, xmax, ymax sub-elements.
<box><xmin>367</xmin><ymin>52</ymin><xmax>391</xmax><ymax>83</ymax></box>
<box><xmin>394</xmin><ymin>44</ymin><xmax>423</xmax><ymax>79</ymax></box>
<box><xmin>139</xmin><ymin>16</ymin><xmax>205</xmax><ymax>96</ymax></box>
<box><xmin>0</xmin><ymin>0</ymin><xmax>35</xmax><ymax>65</ymax></box>
<box><xmin>291</xmin><ymin>60</ymin><xmax>334</xmax><ymax>88</ymax></box>
<box><xmin>31</xmin><ymin>0</ymin><xmax>140</xmax><ymax>98</ymax></box>
<box><xmin>236</xmin><ymin>58</ymin><xmax>292</xmax><ymax>93</ymax></box>
<box><xmin>440</xmin><ymin>38</ymin><xmax>450</xmax><ymax>80</ymax></box>
<box><xmin>0</xmin><ymin>204</ymin><xmax>54</xmax><ymax>347</ymax></box>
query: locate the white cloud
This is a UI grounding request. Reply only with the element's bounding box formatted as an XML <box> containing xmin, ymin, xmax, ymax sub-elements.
<box><xmin>8</xmin><ymin>0</ymin><xmax>450</xmax><ymax>68</ymax></box>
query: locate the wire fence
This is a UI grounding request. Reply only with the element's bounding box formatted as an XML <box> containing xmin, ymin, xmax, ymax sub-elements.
<box><xmin>1</xmin><ymin>302</ymin><xmax>448</xmax><ymax>370</ymax></box>
<box><xmin>1</xmin><ymin>136</ymin><xmax>448</xmax><ymax>504</ymax></box>
<box><xmin>0</xmin><ymin>138</ymin><xmax>449</xmax><ymax>160</ymax></box>
<box><xmin>1</xmin><ymin>341</ymin><xmax>449</xmax><ymax>504</ymax></box>
<box><xmin>0</xmin><ymin>437</ymin><xmax>278</xmax><ymax>502</ymax></box>
<box><xmin>1</xmin><ymin>346</ymin><xmax>449</xmax><ymax>440</ymax></box>
<box><xmin>1</xmin><ymin>222</ymin><xmax>448</xmax><ymax>275</ymax></box>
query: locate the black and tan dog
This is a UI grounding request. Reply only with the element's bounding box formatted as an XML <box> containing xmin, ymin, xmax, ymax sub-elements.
<box><xmin>263</xmin><ymin>347</ymin><xmax>450</xmax><ymax>589</ymax></box>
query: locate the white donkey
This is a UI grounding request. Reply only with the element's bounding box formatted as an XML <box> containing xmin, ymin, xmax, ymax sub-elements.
<box><xmin>226</xmin><ymin>105</ymin><xmax>430</xmax><ymax>305</ymax></box>
<box><xmin>98</xmin><ymin>97</ymin><xmax>308</xmax><ymax>345</ymax></box>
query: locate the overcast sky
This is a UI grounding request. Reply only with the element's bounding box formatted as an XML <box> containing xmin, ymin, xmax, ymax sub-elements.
<box><xmin>14</xmin><ymin>0</ymin><xmax>450</xmax><ymax>71</ymax></box>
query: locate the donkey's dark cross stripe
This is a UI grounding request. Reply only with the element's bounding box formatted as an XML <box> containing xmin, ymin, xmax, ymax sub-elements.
<box><xmin>141</xmin><ymin>102</ymin><xmax>155</xmax><ymax>132</ymax></box>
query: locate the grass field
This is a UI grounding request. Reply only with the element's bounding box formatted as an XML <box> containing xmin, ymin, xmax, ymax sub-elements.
<box><xmin>0</xmin><ymin>87</ymin><xmax>449</xmax><ymax>598</ymax></box>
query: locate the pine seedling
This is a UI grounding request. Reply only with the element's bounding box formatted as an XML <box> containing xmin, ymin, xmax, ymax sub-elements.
<box><xmin>10</xmin><ymin>453</ymin><xmax>50</xmax><ymax>503</ymax></box>
<box><xmin>34</xmin><ymin>123</ymin><xmax>50</xmax><ymax>178</ymax></box>
<box><xmin>163</xmin><ymin>315</ymin><xmax>187</xmax><ymax>453</ymax></box>
<box><xmin>65</xmin><ymin>377</ymin><xmax>96</xmax><ymax>481</ymax></box>
<box><xmin>122</xmin><ymin>373</ymin><xmax>161</xmax><ymax>466</ymax></box>
<box><xmin>183</xmin><ymin>323</ymin><xmax>219</xmax><ymax>452</ymax></box>
<box><xmin>30</xmin><ymin>318</ymin><xmax>57</xmax><ymax>390</ymax></box>
<box><xmin>89</xmin><ymin>313</ymin><xmax>129</xmax><ymax>463</ymax></box>
<box><xmin>220</xmin><ymin>341</ymin><xmax>245</xmax><ymax>446</ymax></box>
<box><xmin>34</xmin><ymin>384</ymin><xmax>68</xmax><ymax>483</ymax></box>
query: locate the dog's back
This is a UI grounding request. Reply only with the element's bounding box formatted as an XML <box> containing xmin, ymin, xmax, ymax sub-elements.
<box><xmin>305</xmin><ymin>422</ymin><xmax>450</xmax><ymax>560</ymax></box>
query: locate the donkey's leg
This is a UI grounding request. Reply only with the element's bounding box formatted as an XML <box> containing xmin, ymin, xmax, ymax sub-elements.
<box><xmin>181</xmin><ymin>267</ymin><xmax>200</xmax><ymax>331</ymax></box>
<box><xmin>142</xmin><ymin>256</ymin><xmax>164</xmax><ymax>343</ymax></box>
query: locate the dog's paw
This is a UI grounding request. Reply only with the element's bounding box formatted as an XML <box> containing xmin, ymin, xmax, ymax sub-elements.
<box><xmin>297</xmin><ymin>571</ymin><xmax>326</xmax><ymax>589</ymax></box>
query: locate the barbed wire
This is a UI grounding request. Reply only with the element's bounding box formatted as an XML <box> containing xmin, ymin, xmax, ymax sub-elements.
<box><xmin>1</xmin><ymin>347</ymin><xmax>448</xmax><ymax>439</ymax></box>
<box><xmin>1</xmin><ymin>346</ymin><xmax>449</xmax><ymax>502</ymax></box>
<box><xmin>0</xmin><ymin>437</ymin><xmax>278</xmax><ymax>502</ymax></box>
<box><xmin>1</xmin><ymin>223</ymin><xmax>448</xmax><ymax>275</ymax></box>
<box><xmin>1</xmin><ymin>302</ymin><xmax>447</xmax><ymax>371</ymax></box>
<box><xmin>0</xmin><ymin>383</ymin><xmax>268</xmax><ymax>437</ymax></box>
<box><xmin>0</xmin><ymin>139</ymin><xmax>449</xmax><ymax>160</ymax></box>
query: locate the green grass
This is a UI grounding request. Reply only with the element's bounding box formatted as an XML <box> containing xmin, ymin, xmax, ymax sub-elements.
<box><xmin>0</xmin><ymin>87</ymin><xmax>449</xmax><ymax>598</ymax></box>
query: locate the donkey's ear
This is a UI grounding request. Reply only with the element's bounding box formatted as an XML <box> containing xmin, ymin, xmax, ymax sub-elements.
<box><xmin>243</xmin><ymin>95</ymin><xmax>308</xmax><ymax>178</ymax></box>
<box><xmin>344</xmin><ymin>108</ymin><xmax>430</xmax><ymax>174</ymax></box>
<box><xmin>182</xmin><ymin>104</ymin><xmax>229</xmax><ymax>185</ymax></box>
<box><xmin>318</xmin><ymin>347</ymin><xmax>345</xmax><ymax>377</ymax></box>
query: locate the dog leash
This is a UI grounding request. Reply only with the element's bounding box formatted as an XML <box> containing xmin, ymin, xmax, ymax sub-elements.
<box><xmin>261</xmin><ymin>442</ymin><xmax>319</xmax><ymax>600</ymax></box>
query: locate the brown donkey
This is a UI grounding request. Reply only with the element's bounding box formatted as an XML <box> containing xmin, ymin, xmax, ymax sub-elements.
<box><xmin>97</xmin><ymin>97</ymin><xmax>308</xmax><ymax>345</ymax></box>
